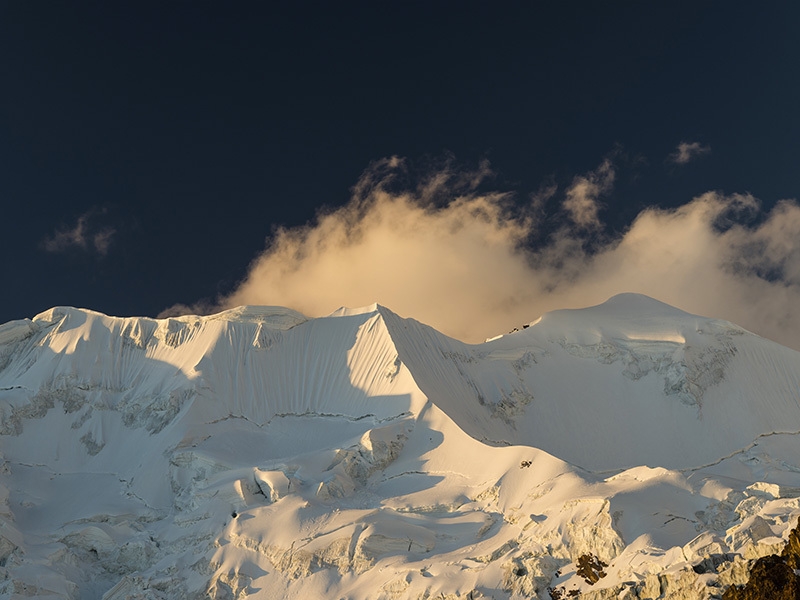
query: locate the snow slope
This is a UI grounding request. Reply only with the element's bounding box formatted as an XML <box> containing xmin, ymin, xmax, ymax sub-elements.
<box><xmin>382</xmin><ymin>293</ymin><xmax>800</xmax><ymax>471</ymax></box>
<box><xmin>0</xmin><ymin>294</ymin><xmax>799</xmax><ymax>599</ymax></box>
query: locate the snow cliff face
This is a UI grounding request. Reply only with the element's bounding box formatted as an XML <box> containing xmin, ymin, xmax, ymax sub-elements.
<box><xmin>1</xmin><ymin>294</ymin><xmax>800</xmax><ymax>599</ymax></box>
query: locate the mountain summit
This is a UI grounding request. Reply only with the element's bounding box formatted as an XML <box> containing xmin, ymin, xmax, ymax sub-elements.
<box><xmin>1</xmin><ymin>296</ymin><xmax>799</xmax><ymax>599</ymax></box>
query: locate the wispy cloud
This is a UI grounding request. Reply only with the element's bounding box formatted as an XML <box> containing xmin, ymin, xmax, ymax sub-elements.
<box><xmin>562</xmin><ymin>158</ymin><xmax>614</xmax><ymax>229</ymax></box>
<box><xmin>42</xmin><ymin>208</ymin><xmax>116</xmax><ymax>256</ymax></box>
<box><xmin>669</xmin><ymin>141</ymin><xmax>711</xmax><ymax>165</ymax></box>
<box><xmin>166</xmin><ymin>157</ymin><xmax>800</xmax><ymax>351</ymax></box>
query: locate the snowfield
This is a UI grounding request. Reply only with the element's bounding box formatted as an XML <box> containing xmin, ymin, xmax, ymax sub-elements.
<box><xmin>1</xmin><ymin>294</ymin><xmax>800</xmax><ymax>599</ymax></box>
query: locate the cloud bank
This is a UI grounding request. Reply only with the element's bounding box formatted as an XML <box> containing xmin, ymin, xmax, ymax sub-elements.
<box><xmin>177</xmin><ymin>157</ymin><xmax>800</xmax><ymax>350</ymax></box>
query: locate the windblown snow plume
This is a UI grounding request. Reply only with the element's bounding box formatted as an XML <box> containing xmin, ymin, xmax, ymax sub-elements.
<box><xmin>3</xmin><ymin>295</ymin><xmax>800</xmax><ymax>599</ymax></box>
<box><xmin>218</xmin><ymin>158</ymin><xmax>800</xmax><ymax>350</ymax></box>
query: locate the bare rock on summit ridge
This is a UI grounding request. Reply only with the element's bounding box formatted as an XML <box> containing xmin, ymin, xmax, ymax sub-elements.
<box><xmin>723</xmin><ymin>517</ymin><xmax>800</xmax><ymax>600</ymax></box>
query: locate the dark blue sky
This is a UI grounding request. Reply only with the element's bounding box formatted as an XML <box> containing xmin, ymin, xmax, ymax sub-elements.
<box><xmin>1</xmin><ymin>2</ymin><xmax>799</xmax><ymax>324</ymax></box>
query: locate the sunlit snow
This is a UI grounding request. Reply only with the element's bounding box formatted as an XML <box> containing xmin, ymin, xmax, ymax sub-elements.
<box><xmin>1</xmin><ymin>294</ymin><xmax>799</xmax><ymax>599</ymax></box>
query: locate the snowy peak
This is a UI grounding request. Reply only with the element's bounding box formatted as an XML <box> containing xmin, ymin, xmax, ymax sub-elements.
<box><xmin>528</xmin><ymin>292</ymin><xmax>729</xmax><ymax>345</ymax></box>
<box><xmin>583</xmin><ymin>292</ymin><xmax>693</xmax><ymax>317</ymax></box>
<box><xmin>3</xmin><ymin>304</ymin><xmax>424</xmax><ymax>428</ymax></box>
<box><xmin>374</xmin><ymin>295</ymin><xmax>800</xmax><ymax>471</ymax></box>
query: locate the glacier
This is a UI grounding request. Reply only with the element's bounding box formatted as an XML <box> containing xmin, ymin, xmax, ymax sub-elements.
<box><xmin>1</xmin><ymin>294</ymin><xmax>800</xmax><ymax>599</ymax></box>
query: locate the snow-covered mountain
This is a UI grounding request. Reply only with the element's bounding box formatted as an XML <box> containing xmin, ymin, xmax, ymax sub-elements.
<box><xmin>1</xmin><ymin>294</ymin><xmax>800</xmax><ymax>599</ymax></box>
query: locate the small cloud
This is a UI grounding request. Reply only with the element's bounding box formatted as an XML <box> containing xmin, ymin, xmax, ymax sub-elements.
<box><xmin>562</xmin><ymin>158</ymin><xmax>615</xmax><ymax>229</ymax></box>
<box><xmin>92</xmin><ymin>228</ymin><xmax>115</xmax><ymax>255</ymax></box>
<box><xmin>42</xmin><ymin>209</ymin><xmax>116</xmax><ymax>256</ymax></box>
<box><xmin>669</xmin><ymin>141</ymin><xmax>711</xmax><ymax>165</ymax></box>
<box><xmin>529</xmin><ymin>180</ymin><xmax>558</xmax><ymax>212</ymax></box>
